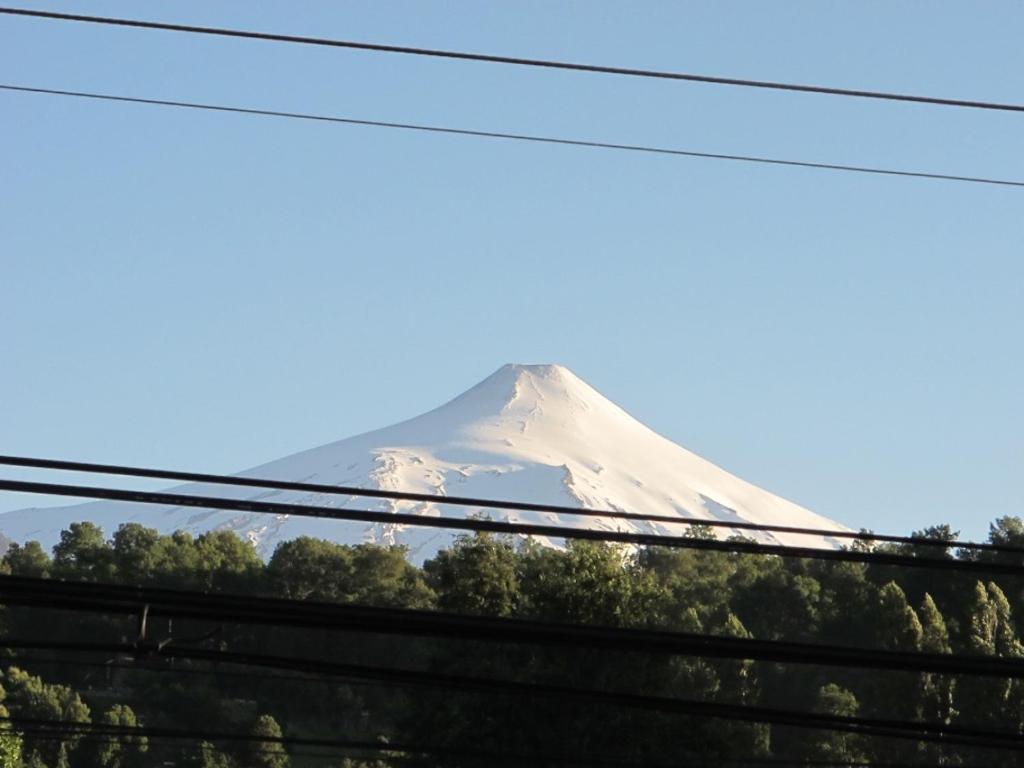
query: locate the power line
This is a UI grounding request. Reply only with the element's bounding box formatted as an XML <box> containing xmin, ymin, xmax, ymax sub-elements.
<box><xmin>2</xmin><ymin>477</ymin><xmax>1022</xmax><ymax>575</ymax></box>
<box><xmin>0</xmin><ymin>721</ymin><xmax>983</xmax><ymax>768</ymax></box>
<box><xmin>0</xmin><ymin>715</ymin><xmax>580</xmax><ymax>767</ymax></box>
<box><xmin>2</xmin><ymin>574</ymin><xmax>1024</xmax><ymax>679</ymax></box>
<box><xmin>8</xmin><ymin>84</ymin><xmax>1024</xmax><ymax>190</ymax></box>
<box><xmin>0</xmin><ymin>725</ymin><xmax>789</xmax><ymax>768</ymax></box>
<box><xmin>2</xmin><ymin>454</ymin><xmax>1019</xmax><ymax>555</ymax></box>
<box><xmin>0</xmin><ymin>730</ymin><xmax>897</xmax><ymax>768</ymax></box>
<box><xmin>2</xmin><ymin>85</ymin><xmax>1021</xmax><ymax>190</ymax></box>
<box><xmin>13</xmin><ymin>728</ymin><xmax>930</xmax><ymax>768</ymax></box>
<box><xmin>2</xmin><ymin>714</ymin><xmax>986</xmax><ymax>768</ymax></box>
<box><xmin>0</xmin><ymin>654</ymin><xmax>402</xmax><ymax>689</ymax></box>
<box><xmin>1</xmin><ymin>7</ymin><xmax>1022</xmax><ymax>114</ymax></box>
<box><xmin>2</xmin><ymin>639</ymin><xmax>1023</xmax><ymax>752</ymax></box>
<box><xmin>5</xmin><ymin>722</ymin><xmax>992</xmax><ymax>768</ymax></box>
<box><xmin>0</xmin><ymin>726</ymin><xmax>365</xmax><ymax>763</ymax></box>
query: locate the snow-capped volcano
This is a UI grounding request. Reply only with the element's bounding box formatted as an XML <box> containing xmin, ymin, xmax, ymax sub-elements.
<box><xmin>0</xmin><ymin>364</ymin><xmax>849</xmax><ymax>558</ymax></box>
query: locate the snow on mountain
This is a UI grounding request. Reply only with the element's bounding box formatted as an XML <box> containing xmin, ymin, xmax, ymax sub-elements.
<box><xmin>0</xmin><ymin>364</ymin><xmax>850</xmax><ymax>559</ymax></box>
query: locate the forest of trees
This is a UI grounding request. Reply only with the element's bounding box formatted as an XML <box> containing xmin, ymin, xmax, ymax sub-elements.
<box><xmin>1</xmin><ymin>517</ymin><xmax>1024</xmax><ymax>766</ymax></box>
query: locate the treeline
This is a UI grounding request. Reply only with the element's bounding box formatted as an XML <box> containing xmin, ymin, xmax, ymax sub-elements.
<box><xmin>1</xmin><ymin>517</ymin><xmax>1024</xmax><ymax>766</ymax></box>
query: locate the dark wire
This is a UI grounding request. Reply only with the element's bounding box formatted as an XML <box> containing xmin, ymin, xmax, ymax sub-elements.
<box><xmin>0</xmin><ymin>728</ymin><xmax>997</xmax><ymax>768</ymax></box>
<box><xmin>0</xmin><ymin>728</ymin><xmax>363</xmax><ymax>763</ymax></box>
<box><xmin>2</xmin><ymin>454</ymin><xmax>1022</xmax><ymax>555</ymax></box>
<box><xmin>2</xmin><ymin>86</ymin><xmax>1021</xmax><ymax>189</ymax></box>
<box><xmin>0</xmin><ymin>722</ymin><xmax>969</xmax><ymax>768</ymax></box>
<box><xmin>2</xmin><ymin>575</ymin><xmax>1024</xmax><ymax>678</ymax></box>
<box><xmin>1</xmin><ymin>477</ymin><xmax>1021</xmax><ymax>575</ymax></box>
<box><xmin>1</xmin><ymin>639</ymin><xmax>1022</xmax><ymax>751</ymax></box>
<box><xmin>1</xmin><ymin>7</ymin><xmax>1022</xmax><ymax>113</ymax></box>
<box><xmin>0</xmin><ymin>715</ymin><xmax>585</xmax><ymax>767</ymax></box>
<box><xmin>0</xmin><ymin>654</ymin><xmax>399</xmax><ymax>688</ymax></box>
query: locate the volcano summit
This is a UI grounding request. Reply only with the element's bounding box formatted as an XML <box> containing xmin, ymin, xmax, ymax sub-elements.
<box><xmin>0</xmin><ymin>364</ymin><xmax>849</xmax><ymax>557</ymax></box>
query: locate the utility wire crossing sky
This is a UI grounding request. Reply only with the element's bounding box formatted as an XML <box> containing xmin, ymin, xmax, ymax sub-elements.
<box><xmin>3</xmin><ymin>84</ymin><xmax>1021</xmax><ymax>188</ymax></box>
<box><xmin>2</xmin><ymin>2</ymin><xmax>1020</xmax><ymax>543</ymax></box>
<box><xmin>2</xmin><ymin>6</ymin><xmax>1024</xmax><ymax>113</ymax></box>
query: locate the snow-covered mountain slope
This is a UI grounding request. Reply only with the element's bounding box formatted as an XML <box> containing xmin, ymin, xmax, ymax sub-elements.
<box><xmin>0</xmin><ymin>364</ymin><xmax>850</xmax><ymax>559</ymax></box>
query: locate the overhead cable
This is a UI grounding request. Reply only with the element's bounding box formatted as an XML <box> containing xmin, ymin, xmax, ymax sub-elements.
<box><xmin>0</xmin><ymin>722</ymin><xmax>989</xmax><ymax>768</ymax></box>
<box><xmin>1</xmin><ymin>478</ymin><xmax>1021</xmax><ymax>575</ymax></box>
<box><xmin>2</xmin><ymin>575</ymin><xmax>1024</xmax><ymax>678</ymax></box>
<box><xmin>1</xmin><ymin>640</ymin><xmax>1022</xmax><ymax>751</ymax></box>
<box><xmin>1</xmin><ymin>454</ymin><xmax>1019</xmax><ymax>555</ymax></box>
<box><xmin>1</xmin><ymin>7</ymin><xmax>1022</xmax><ymax>113</ymax></box>
<box><xmin>0</xmin><ymin>719</ymin><xmax>989</xmax><ymax>768</ymax></box>
<box><xmin>0</xmin><ymin>715</ymin><xmax>580</xmax><ymax>767</ymax></box>
<box><xmin>1</xmin><ymin>86</ymin><xmax>1020</xmax><ymax>189</ymax></box>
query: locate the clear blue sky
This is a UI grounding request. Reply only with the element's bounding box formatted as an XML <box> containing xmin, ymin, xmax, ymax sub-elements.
<box><xmin>2</xmin><ymin>2</ymin><xmax>1021</xmax><ymax>540</ymax></box>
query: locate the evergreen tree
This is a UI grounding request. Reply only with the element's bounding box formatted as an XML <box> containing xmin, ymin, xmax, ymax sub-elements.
<box><xmin>989</xmin><ymin>516</ymin><xmax>1024</xmax><ymax>542</ymax></box>
<box><xmin>731</xmin><ymin>564</ymin><xmax>821</xmax><ymax>641</ymax></box>
<box><xmin>867</xmin><ymin>580</ymin><xmax>925</xmax><ymax>759</ymax></box>
<box><xmin>916</xmin><ymin>594</ymin><xmax>955</xmax><ymax>762</ymax></box>
<box><xmin>987</xmin><ymin>582</ymin><xmax>1024</xmax><ymax>657</ymax></box>
<box><xmin>92</xmin><ymin>704</ymin><xmax>148</xmax><ymax>768</ymax></box>
<box><xmin>267</xmin><ymin>537</ymin><xmax>353</xmax><ymax>601</ymax></box>
<box><xmin>193</xmin><ymin>530</ymin><xmax>263</xmax><ymax>593</ymax></box>
<box><xmin>268</xmin><ymin>538</ymin><xmax>432</xmax><ymax>608</ymax></box>
<box><xmin>2</xmin><ymin>541</ymin><xmax>51</xmax><ymax>578</ymax></box>
<box><xmin>0</xmin><ymin>730</ymin><xmax>20</xmax><ymax>768</ymax></box>
<box><xmin>110</xmin><ymin>524</ymin><xmax>161</xmax><ymax>585</ymax></box>
<box><xmin>245</xmin><ymin>714</ymin><xmax>290</xmax><ymax>768</ymax></box>
<box><xmin>955</xmin><ymin>581</ymin><xmax>1021</xmax><ymax>730</ymax></box>
<box><xmin>813</xmin><ymin>559</ymin><xmax>874</xmax><ymax>647</ymax></box>
<box><xmin>794</xmin><ymin>684</ymin><xmax>867</xmax><ymax>764</ymax></box>
<box><xmin>2</xmin><ymin>666</ymin><xmax>90</xmax><ymax>768</ymax></box>
<box><xmin>346</xmin><ymin>545</ymin><xmax>434</xmax><ymax>609</ymax></box>
<box><xmin>668</xmin><ymin>608</ymin><xmax>719</xmax><ymax>699</ymax></box>
<box><xmin>186</xmin><ymin>741</ymin><xmax>236</xmax><ymax>768</ymax></box>
<box><xmin>52</xmin><ymin>521</ymin><xmax>111</xmax><ymax>581</ymax></box>
<box><xmin>987</xmin><ymin>582</ymin><xmax>1024</xmax><ymax>733</ymax></box>
<box><xmin>965</xmin><ymin>580</ymin><xmax>997</xmax><ymax>653</ymax></box>
<box><xmin>876</xmin><ymin>581</ymin><xmax>923</xmax><ymax>652</ymax></box>
<box><xmin>519</xmin><ymin>540</ymin><xmax>642</xmax><ymax>627</ymax></box>
<box><xmin>919</xmin><ymin>593</ymin><xmax>952</xmax><ymax>654</ymax></box>
<box><xmin>0</xmin><ymin>684</ymin><xmax>22</xmax><ymax>768</ymax></box>
<box><xmin>705</xmin><ymin>612</ymin><xmax>770</xmax><ymax>758</ymax></box>
<box><xmin>424</xmin><ymin>533</ymin><xmax>519</xmax><ymax>616</ymax></box>
<box><xmin>712</xmin><ymin>613</ymin><xmax>758</xmax><ymax>703</ymax></box>
<box><xmin>636</xmin><ymin>543</ymin><xmax>734</xmax><ymax>628</ymax></box>
<box><xmin>150</xmin><ymin>530</ymin><xmax>203</xmax><ymax>589</ymax></box>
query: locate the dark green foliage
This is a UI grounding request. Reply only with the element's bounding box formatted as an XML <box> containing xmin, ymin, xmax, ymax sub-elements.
<box><xmin>1</xmin><ymin>541</ymin><xmax>50</xmax><ymax>579</ymax></box>
<box><xmin>53</xmin><ymin>521</ymin><xmax>111</xmax><ymax>581</ymax></box>
<box><xmin>91</xmin><ymin>704</ymin><xmax>148</xmax><ymax>768</ymax></box>
<box><xmin>0</xmin><ymin>685</ymin><xmax>22</xmax><ymax>768</ymax></box>
<box><xmin>0</xmin><ymin>730</ymin><xmax>20</xmax><ymax>768</ymax></box>
<box><xmin>732</xmin><ymin>563</ymin><xmax>821</xmax><ymax>641</ymax></box>
<box><xmin>2</xmin><ymin>666</ymin><xmax>90</xmax><ymax>768</ymax></box>
<box><xmin>268</xmin><ymin>537</ymin><xmax>431</xmax><ymax>607</ymax></box>
<box><xmin>192</xmin><ymin>530</ymin><xmax>264</xmax><ymax>593</ymax></box>
<box><xmin>424</xmin><ymin>533</ymin><xmax>519</xmax><ymax>616</ymax></box>
<box><xmin>185</xmin><ymin>742</ymin><xmax>236</xmax><ymax>768</ymax></box>
<box><xmin>794</xmin><ymin>684</ymin><xmax>867</xmax><ymax>763</ymax></box>
<box><xmin>3</xmin><ymin>517</ymin><xmax>1024</xmax><ymax>766</ymax></box>
<box><xmin>245</xmin><ymin>714</ymin><xmax>289</xmax><ymax>768</ymax></box>
<box><xmin>518</xmin><ymin>540</ymin><xmax>663</xmax><ymax>627</ymax></box>
<box><xmin>110</xmin><ymin>525</ymin><xmax>162</xmax><ymax>585</ymax></box>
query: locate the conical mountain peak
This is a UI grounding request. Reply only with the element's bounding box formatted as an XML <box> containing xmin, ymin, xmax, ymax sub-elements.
<box><xmin>0</xmin><ymin>364</ymin><xmax>850</xmax><ymax>559</ymax></box>
<box><xmin>450</xmin><ymin>363</ymin><xmax>597</xmax><ymax>406</ymax></box>
<box><xmin>435</xmin><ymin>363</ymin><xmax>629</xmax><ymax>431</ymax></box>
